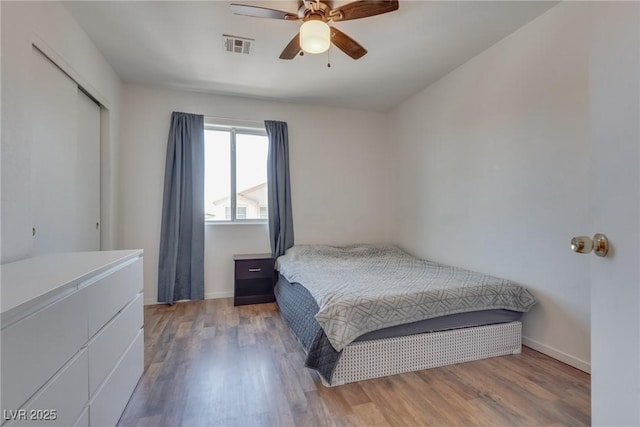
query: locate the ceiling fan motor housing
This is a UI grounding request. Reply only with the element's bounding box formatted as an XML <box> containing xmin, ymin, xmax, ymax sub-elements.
<box><xmin>298</xmin><ymin>2</ymin><xmax>331</xmax><ymax>21</ymax></box>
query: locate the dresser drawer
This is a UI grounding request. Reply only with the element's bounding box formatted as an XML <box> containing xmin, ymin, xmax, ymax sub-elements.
<box><xmin>1</xmin><ymin>290</ymin><xmax>88</xmax><ymax>414</ymax></box>
<box><xmin>90</xmin><ymin>329</ymin><xmax>143</xmax><ymax>427</ymax></box>
<box><xmin>234</xmin><ymin>258</ymin><xmax>275</xmax><ymax>280</ymax></box>
<box><xmin>85</xmin><ymin>257</ymin><xmax>143</xmax><ymax>338</ymax></box>
<box><xmin>88</xmin><ymin>292</ymin><xmax>143</xmax><ymax>397</ymax></box>
<box><xmin>7</xmin><ymin>349</ymin><xmax>88</xmax><ymax>427</ymax></box>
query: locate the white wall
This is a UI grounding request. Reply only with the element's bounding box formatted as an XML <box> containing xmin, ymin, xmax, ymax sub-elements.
<box><xmin>389</xmin><ymin>2</ymin><xmax>592</xmax><ymax>371</ymax></box>
<box><xmin>118</xmin><ymin>84</ymin><xmax>393</xmax><ymax>304</ymax></box>
<box><xmin>1</xmin><ymin>1</ymin><xmax>122</xmax><ymax>263</ymax></box>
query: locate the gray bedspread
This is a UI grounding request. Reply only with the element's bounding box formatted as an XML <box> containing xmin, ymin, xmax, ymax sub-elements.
<box><xmin>278</xmin><ymin>245</ymin><xmax>536</xmax><ymax>352</ymax></box>
<box><xmin>274</xmin><ymin>277</ymin><xmax>341</xmax><ymax>383</ymax></box>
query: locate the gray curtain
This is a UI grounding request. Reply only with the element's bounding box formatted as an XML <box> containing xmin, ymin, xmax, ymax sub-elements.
<box><xmin>265</xmin><ymin>120</ymin><xmax>294</xmax><ymax>258</ymax></box>
<box><xmin>158</xmin><ymin>112</ymin><xmax>205</xmax><ymax>304</ymax></box>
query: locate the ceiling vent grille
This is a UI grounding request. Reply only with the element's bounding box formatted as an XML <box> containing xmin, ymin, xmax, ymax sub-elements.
<box><xmin>223</xmin><ymin>35</ymin><xmax>253</xmax><ymax>55</ymax></box>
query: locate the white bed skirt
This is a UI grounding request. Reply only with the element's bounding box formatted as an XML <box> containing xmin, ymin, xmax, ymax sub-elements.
<box><xmin>324</xmin><ymin>321</ymin><xmax>522</xmax><ymax>387</ymax></box>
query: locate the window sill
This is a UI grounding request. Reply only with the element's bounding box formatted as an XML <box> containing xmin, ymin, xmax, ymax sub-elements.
<box><xmin>205</xmin><ymin>220</ymin><xmax>268</xmax><ymax>226</ymax></box>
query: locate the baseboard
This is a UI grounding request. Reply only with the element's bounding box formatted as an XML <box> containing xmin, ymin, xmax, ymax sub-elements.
<box><xmin>522</xmin><ymin>336</ymin><xmax>591</xmax><ymax>373</ymax></box>
<box><xmin>144</xmin><ymin>292</ymin><xmax>233</xmax><ymax>306</ymax></box>
<box><xmin>205</xmin><ymin>291</ymin><xmax>234</xmax><ymax>299</ymax></box>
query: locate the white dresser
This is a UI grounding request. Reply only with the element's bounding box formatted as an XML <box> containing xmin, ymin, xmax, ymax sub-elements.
<box><xmin>1</xmin><ymin>250</ymin><xmax>144</xmax><ymax>426</ymax></box>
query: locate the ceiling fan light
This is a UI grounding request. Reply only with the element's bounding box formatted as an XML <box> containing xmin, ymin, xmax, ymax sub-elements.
<box><xmin>300</xmin><ymin>20</ymin><xmax>330</xmax><ymax>54</ymax></box>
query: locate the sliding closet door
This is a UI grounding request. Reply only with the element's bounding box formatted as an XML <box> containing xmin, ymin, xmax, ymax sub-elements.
<box><xmin>31</xmin><ymin>46</ymin><xmax>78</xmax><ymax>254</ymax></box>
<box><xmin>75</xmin><ymin>89</ymin><xmax>101</xmax><ymax>250</ymax></box>
<box><xmin>30</xmin><ymin>46</ymin><xmax>101</xmax><ymax>254</ymax></box>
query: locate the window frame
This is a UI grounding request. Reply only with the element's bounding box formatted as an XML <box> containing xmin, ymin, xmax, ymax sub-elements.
<box><xmin>204</xmin><ymin>123</ymin><xmax>268</xmax><ymax>224</ymax></box>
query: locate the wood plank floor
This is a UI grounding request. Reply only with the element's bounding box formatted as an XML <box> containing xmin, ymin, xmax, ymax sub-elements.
<box><xmin>118</xmin><ymin>299</ymin><xmax>590</xmax><ymax>427</ymax></box>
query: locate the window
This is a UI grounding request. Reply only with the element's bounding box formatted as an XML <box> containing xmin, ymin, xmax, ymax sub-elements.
<box><xmin>236</xmin><ymin>206</ymin><xmax>247</xmax><ymax>220</ymax></box>
<box><xmin>204</xmin><ymin>124</ymin><xmax>269</xmax><ymax>222</ymax></box>
<box><xmin>259</xmin><ymin>206</ymin><xmax>268</xmax><ymax>219</ymax></box>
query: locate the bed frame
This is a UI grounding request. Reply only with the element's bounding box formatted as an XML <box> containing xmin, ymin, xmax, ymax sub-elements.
<box><xmin>323</xmin><ymin>321</ymin><xmax>522</xmax><ymax>387</ymax></box>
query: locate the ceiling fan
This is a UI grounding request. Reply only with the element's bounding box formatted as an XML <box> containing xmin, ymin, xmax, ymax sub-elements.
<box><xmin>230</xmin><ymin>0</ymin><xmax>399</xmax><ymax>60</ymax></box>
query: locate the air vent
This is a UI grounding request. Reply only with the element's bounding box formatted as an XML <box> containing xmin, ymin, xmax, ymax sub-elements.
<box><xmin>223</xmin><ymin>34</ymin><xmax>254</xmax><ymax>55</ymax></box>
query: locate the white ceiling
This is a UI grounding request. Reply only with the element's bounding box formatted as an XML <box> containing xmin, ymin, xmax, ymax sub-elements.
<box><xmin>63</xmin><ymin>1</ymin><xmax>557</xmax><ymax>112</ymax></box>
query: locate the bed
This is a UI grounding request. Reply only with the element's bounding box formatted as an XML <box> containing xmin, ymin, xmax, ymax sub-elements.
<box><xmin>274</xmin><ymin>244</ymin><xmax>536</xmax><ymax>386</ymax></box>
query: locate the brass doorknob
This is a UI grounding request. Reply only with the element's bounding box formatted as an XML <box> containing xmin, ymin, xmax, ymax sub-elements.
<box><xmin>571</xmin><ymin>236</ymin><xmax>593</xmax><ymax>254</ymax></box>
<box><xmin>571</xmin><ymin>233</ymin><xmax>609</xmax><ymax>257</ymax></box>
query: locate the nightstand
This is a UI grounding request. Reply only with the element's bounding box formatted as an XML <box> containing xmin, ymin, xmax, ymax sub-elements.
<box><xmin>233</xmin><ymin>253</ymin><xmax>276</xmax><ymax>306</ymax></box>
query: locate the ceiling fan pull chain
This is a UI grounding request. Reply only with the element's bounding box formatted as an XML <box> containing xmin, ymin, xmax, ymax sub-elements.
<box><xmin>327</xmin><ymin>46</ymin><xmax>331</xmax><ymax>68</ymax></box>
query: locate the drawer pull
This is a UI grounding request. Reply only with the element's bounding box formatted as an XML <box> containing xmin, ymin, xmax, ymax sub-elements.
<box><xmin>248</xmin><ymin>268</ymin><xmax>262</xmax><ymax>272</ymax></box>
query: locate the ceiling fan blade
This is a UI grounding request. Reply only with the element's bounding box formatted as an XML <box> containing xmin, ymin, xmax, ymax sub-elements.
<box><xmin>331</xmin><ymin>27</ymin><xmax>367</xmax><ymax>59</ymax></box>
<box><xmin>279</xmin><ymin>33</ymin><xmax>301</xmax><ymax>60</ymax></box>
<box><xmin>230</xmin><ymin>3</ymin><xmax>298</xmax><ymax>20</ymax></box>
<box><xmin>330</xmin><ymin>0</ymin><xmax>399</xmax><ymax>22</ymax></box>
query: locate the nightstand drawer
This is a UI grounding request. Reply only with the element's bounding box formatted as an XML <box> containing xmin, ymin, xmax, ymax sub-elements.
<box><xmin>234</xmin><ymin>258</ymin><xmax>275</xmax><ymax>280</ymax></box>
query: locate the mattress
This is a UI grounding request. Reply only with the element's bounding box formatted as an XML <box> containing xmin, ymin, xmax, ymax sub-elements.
<box><xmin>355</xmin><ymin>306</ymin><xmax>523</xmax><ymax>342</ymax></box>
